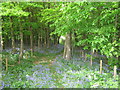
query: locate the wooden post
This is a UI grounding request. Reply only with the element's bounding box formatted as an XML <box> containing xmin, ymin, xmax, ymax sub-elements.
<box><xmin>6</xmin><ymin>58</ymin><xmax>8</xmax><ymax>71</ymax></box>
<box><xmin>90</xmin><ymin>49</ymin><xmax>94</xmax><ymax>66</ymax></box>
<box><xmin>114</xmin><ymin>65</ymin><xmax>117</xmax><ymax>79</ymax></box>
<box><xmin>100</xmin><ymin>60</ymin><xmax>102</xmax><ymax>74</ymax></box>
<box><xmin>90</xmin><ymin>55</ymin><xmax>92</xmax><ymax>66</ymax></box>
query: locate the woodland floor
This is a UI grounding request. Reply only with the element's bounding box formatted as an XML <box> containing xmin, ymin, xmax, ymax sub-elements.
<box><xmin>1</xmin><ymin>45</ymin><xmax>119</xmax><ymax>88</ymax></box>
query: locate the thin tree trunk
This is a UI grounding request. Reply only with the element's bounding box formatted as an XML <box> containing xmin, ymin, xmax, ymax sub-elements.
<box><xmin>46</xmin><ymin>27</ymin><xmax>50</xmax><ymax>48</ymax></box>
<box><xmin>10</xmin><ymin>17</ymin><xmax>15</xmax><ymax>53</ymax></box>
<box><xmin>28</xmin><ymin>6</ymin><xmax>34</xmax><ymax>56</ymax></box>
<box><xmin>34</xmin><ymin>34</ymin><xmax>37</xmax><ymax>49</ymax></box>
<box><xmin>54</xmin><ymin>35</ymin><xmax>57</xmax><ymax>46</ymax></box>
<box><xmin>44</xmin><ymin>28</ymin><xmax>47</xmax><ymax>48</ymax></box>
<box><xmin>54</xmin><ymin>36</ymin><xmax>59</xmax><ymax>46</ymax></box>
<box><xmin>30</xmin><ymin>26</ymin><xmax>33</xmax><ymax>56</ymax></box>
<box><xmin>0</xmin><ymin>31</ymin><xmax>3</xmax><ymax>53</ymax></box>
<box><xmin>38</xmin><ymin>32</ymin><xmax>41</xmax><ymax>49</ymax></box>
<box><xmin>47</xmin><ymin>3</ymin><xmax>50</xmax><ymax>48</ymax></box>
<box><xmin>57</xmin><ymin>36</ymin><xmax>60</xmax><ymax>45</ymax></box>
<box><xmin>40</xmin><ymin>34</ymin><xmax>43</xmax><ymax>48</ymax></box>
<box><xmin>0</xmin><ymin>27</ymin><xmax>3</xmax><ymax>62</ymax></box>
<box><xmin>46</xmin><ymin>30</ymin><xmax>48</xmax><ymax>48</ymax></box>
<box><xmin>0</xmin><ymin>16</ymin><xmax>2</xmax><ymax>53</ymax></box>
<box><xmin>18</xmin><ymin>19</ymin><xmax>23</xmax><ymax>63</ymax></box>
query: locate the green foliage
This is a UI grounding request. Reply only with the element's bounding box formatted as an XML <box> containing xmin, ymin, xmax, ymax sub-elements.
<box><xmin>47</xmin><ymin>2</ymin><xmax>120</xmax><ymax>67</ymax></box>
<box><xmin>90</xmin><ymin>73</ymin><xmax>119</xmax><ymax>88</ymax></box>
<box><xmin>1</xmin><ymin>2</ymin><xmax>29</xmax><ymax>16</ymax></box>
<box><xmin>2</xmin><ymin>53</ymin><xmax>18</xmax><ymax>65</ymax></box>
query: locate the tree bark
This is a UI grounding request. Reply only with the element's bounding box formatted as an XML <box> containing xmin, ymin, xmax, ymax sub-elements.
<box><xmin>30</xmin><ymin>26</ymin><xmax>33</xmax><ymax>56</ymax></box>
<box><xmin>47</xmin><ymin>3</ymin><xmax>50</xmax><ymax>48</ymax></box>
<box><xmin>38</xmin><ymin>32</ymin><xmax>41</xmax><ymax>49</ymax></box>
<box><xmin>19</xmin><ymin>19</ymin><xmax>23</xmax><ymax>63</ymax></box>
<box><xmin>28</xmin><ymin>6</ymin><xmax>34</xmax><ymax>56</ymax></box>
<box><xmin>0</xmin><ymin>30</ymin><xmax>3</xmax><ymax>53</ymax></box>
<box><xmin>54</xmin><ymin>35</ymin><xmax>57</xmax><ymax>46</ymax></box>
<box><xmin>40</xmin><ymin>33</ymin><xmax>43</xmax><ymax>48</ymax></box>
<box><xmin>63</xmin><ymin>32</ymin><xmax>72</xmax><ymax>60</ymax></box>
<box><xmin>10</xmin><ymin>17</ymin><xmax>15</xmax><ymax>53</ymax></box>
<box><xmin>44</xmin><ymin>28</ymin><xmax>47</xmax><ymax>48</ymax></box>
<box><xmin>0</xmin><ymin>17</ymin><xmax>2</xmax><ymax>53</ymax></box>
<box><xmin>0</xmin><ymin>27</ymin><xmax>3</xmax><ymax>67</ymax></box>
<box><xmin>46</xmin><ymin>27</ymin><xmax>50</xmax><ymax>48</ymax></box>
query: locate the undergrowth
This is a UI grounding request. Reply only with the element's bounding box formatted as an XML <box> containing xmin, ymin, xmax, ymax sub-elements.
<box><xmin>1</xmin><ymin>50</ymin><xmax>119</xmax><ymax>88</ymax></box>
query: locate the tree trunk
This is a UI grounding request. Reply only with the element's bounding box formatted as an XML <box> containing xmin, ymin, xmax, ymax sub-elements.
<box><xmin>10</xmin><ymin>17</ymin><xmax>15</xmax><ymax>53</ymax></box>
<box><xmin>44</xmin><ymin>28</ymin><xmax>47</xmax><ymax>48</ymax></box>
<box><xmin>0</xmin><ymin>30</ymin><xmax>3</xmax><ymax>63</ymax></box>
<box><xmin>38</xmin><ymin>32</ymin><xmax>41</xmax><ymax>49</ymax></box>
<box><xmin>18</xmin><ymin>19</ymin><xmax>23</xmax><ymax>63</ymax></box>
<box><xmin>38</xmin><ymin>29</ymin><xmax>42</xmax><ymax>48</ymax></box>
<box><xmin>47</xmin><ymin>3</ymin><xmax>50</xmax><ymax>48</ymax></box>
<box><xmin>46</xmin><ymin>27</ymin><xmax>50</xmax><ymax>48</ymax></box>
<box><xmin>57</xmin><ymin>36</ymin><xmax>60</xmax><ymax>45</ymax></box>
<box><xmin>30</xmin><ymin>26</ymin><xmax>33</xmax><ymax>56</ymax></box>
<box><xmin>63</xmin><ymin>38</ymin><xmax>67</xmax><ymax>58</ymax></box>
<box><xmin>28</xmin><ymin>6</ymin><xmax>34</xmax><ymax>56</ymax></box>
<box><xmin>0</xmin><ymin>15</ymin><xmax>2</xmax><ymax>52</ymax></box>
<box><xmin>63</xmin><ymin>32</ymin><xmax>72</xmax><ymax>60</ymax></box>
<box><xmin>54</xmin><ymin>35</ymin><xmax>57</xmax><ymax>46</ymax></box>
<box><xmin>0</xmin><ymin>25</ymin><xmax>3</xmax><ymax>53</ymax></box>
<box><xmin>25</xmin><ymin>35</ymin><xmax>29</xmax><ymax>46</ymax></box>
<box><xmin>40</xmin><ymin>34</ymin><xmax>43</xmax><ymax>48</ymax></box>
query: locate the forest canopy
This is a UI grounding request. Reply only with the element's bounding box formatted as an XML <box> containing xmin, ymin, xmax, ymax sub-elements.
<box><xmin>1</xmin><ymin>2</ymin><xmax>120</xmax><ymax>62</ymax></box>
